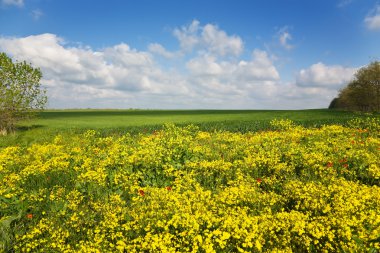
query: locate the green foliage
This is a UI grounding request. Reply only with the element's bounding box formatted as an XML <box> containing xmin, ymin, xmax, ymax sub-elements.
<box><xmin>0</xmin><ymin>52</ymin><xmax>47</xmax><ymax>134</ymax></box>
<box><xmin>331</xmin><ymin>61</ymin><xmax>380</xmax><ymax>112</ymax></box>
<box><xmin>0</xmin><ymin>211</ymin><xmax>22</xmax><ymax>252</ymax></box>
<box><xmin>328</xmin><ymin>97</ymin><xmax>339</xmax><ymax>109</ymax></box>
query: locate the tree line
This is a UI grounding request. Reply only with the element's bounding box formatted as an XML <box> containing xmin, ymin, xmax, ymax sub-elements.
<box><xmin>329</xmin><ymin>61</ymin><xmax>380</xmax><ymax>112</ymax></box>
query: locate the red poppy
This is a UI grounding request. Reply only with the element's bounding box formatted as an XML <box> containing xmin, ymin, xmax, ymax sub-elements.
<box><xmin>339</xmin><ymin>158</ymin><xmax>347</xmax><ymax>163</ymax></box>
<box><xmin>166</xmin><ymin>186</ymin><xmax>172</xmax><ymax>191</ymax></box>
<box><xmin>327</xmin><ymin>162</ymin><xmax>333</xmax><ymax>168</ymax></box>
<box><xmin>26</xmin><ymin>213</ymin><xmax>33</xmax><ymax>219</ymax></box>
<box><xmin>138</xmin><ymin>189</ymin><xmax>145</xmax><ymax>196</ymax></box>
<box><xmin>343</xmin><ymin>164</ymin><xmax>349</xmax><ymax>168</ymax></box>
<box><xmin>257</xmin><ymin>178</ymin><xmax>262</xmax><ymax>184</ymax></box>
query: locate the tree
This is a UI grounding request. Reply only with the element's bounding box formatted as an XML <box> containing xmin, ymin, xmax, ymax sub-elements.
<box><xmin>330</xmin><ymin>61</ymin><xmax>380</xmax><ymax>112</ymax></box>
<box><xmin>328</xmin><ymin>97</ymin><xmax>339</xmax><ymax>109</ymax></box>
<box><xmin>0</xmin><ymin>52</ymin><xmax>47</xmax><ymax>135</ymax></box>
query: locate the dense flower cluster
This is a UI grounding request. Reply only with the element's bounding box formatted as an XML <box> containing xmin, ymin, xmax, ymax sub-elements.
<box><xmin>0</xmin><ymin>118</ymin><xmax>379</xmax><ymax>252</ymax></box>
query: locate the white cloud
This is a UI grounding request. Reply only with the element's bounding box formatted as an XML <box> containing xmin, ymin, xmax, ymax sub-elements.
<box><xmin>186</xmin><ymin>49</ymin><xmax>279</xmax><ymax>80</ymax></box>
<box><xmin>1</xmin><ymin>0</ymin><xmax>23</xmax><ymax>7</ymax></box>
<box><xmin>148</xmin><ymin>43</ymin><xmax>178</xmax><ymax>59</ymax></box>
<box><xmin>201</xmin><ymin>23</ymin><xmax>243</xmax><ymax>56</ymax></box>
<box><xmin>186</xmin><ymin>49</ymin><xmax>279</xmax><ymax>84</ymax></box>
<box><xmin>238</xmin><ymin>49</ymin><xmax>280</xmax><ymax>81</ymax></box>
<box><xmin>277</xmin><ymin>27</ymin><xmax>293</xmax><ymax>50</ymax></box>
<box><xmin>0</xmin><ymin>33</ymin><xmax>282</xmax><ymax>108</ymax></box>
<box><xmin>365</xmin><ymin>5</ymin><xmax>380</xmax><ymax>30</ymax></box>
<box><xmin>184</xmin><ymin>49</ymin><xmax>280</xmax><ymax>100</ymax></box>
<box><xmin>102</xmin><ymin>43</ymin><xmax>153</xmax><ymax>68</ymax></box>
<box><xmin>0</xmin><ymin>21</ymin><xmax>358</xmax><ymax>109</ymax></box>
<box><xmin>0</xmin><ymin>34</ymin><xmax>188</xmax><ymax>99</ymax></box>
<box><xmin>296</xmin><ymin>62</ymin><xmax>357</xmax><ymax>89</ymax></box>
<box><xmin>187</xmin><ymin>55</ymin><xmax>223</xmax><ymax>76</ymax></box>
<box><xmin>173</xmin><ymin>20</ymin><xmax>200</xmax><ymax>52</ymax></box>
<box><xmin>0</xmin><ymin>34</ymin><xmax>85</xmax><ymax>81</ymax></box>
<box><xmin>173</xmin><ymin>20</ymin><xmax>243</xmax><ymax>57</ymax></box>
<box><xmin>279</xmin><ymin>32</ymin><xmax>292</xmax><ymax>49</ymax></box>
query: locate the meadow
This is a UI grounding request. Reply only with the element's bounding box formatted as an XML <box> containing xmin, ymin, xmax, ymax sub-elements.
<box><xmin>0</xmin><ymin>109</ymin><xmax>370</xmax><ymax>148</ymax></box>
<box><xmin>0</xmin><ymin>110</ymin><xmax>380</xmax><ymax>252</ymax></box>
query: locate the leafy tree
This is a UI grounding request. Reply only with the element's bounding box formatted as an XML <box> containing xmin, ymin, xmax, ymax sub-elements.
<box><xmin>0</xmin><ymin>52</ymin><xmax>47</xmax><ymax>134</ymax></box>
<box><xmin>328</xmin><ymin>97</ymin><xmax>339</xmax><ymax>109</ymax></box>
<box><xmin>330</xmin><ymin>61</ymin><xmax>380</xmax><ymax>112</ymax></box>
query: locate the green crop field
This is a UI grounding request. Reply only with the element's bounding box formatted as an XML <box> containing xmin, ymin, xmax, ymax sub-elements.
<box><xmin>0</xmin><ymin>109</ymin><xmax>373</xmax><ymax>148</ymax></box>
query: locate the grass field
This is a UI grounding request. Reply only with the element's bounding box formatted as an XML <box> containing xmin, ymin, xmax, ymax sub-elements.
<box><xmin>22</xmin><ymin>109</ymin><xmax>368</xmax><ymax>129</ymax></box>
<box><xmin>0</xmin><ymin>109</ymin><xmax>373</xmax><ymax>148</ymax></box>
<box><xmin>1</xmin><ymin>110</ymin><xmax>380</xmax><ymax>252</ymax></box>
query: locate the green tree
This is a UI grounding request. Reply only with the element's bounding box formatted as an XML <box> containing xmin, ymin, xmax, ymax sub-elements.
<box><xmin>328</xmin><ymin>97</ymin><xmax>339</xmax><ymax>109</ymax></box>
<box><xmin>331</xmin><ymin>61</ymin><xmax>380</xmax><ymax>112</ymax></box>
<box><xmin>0</xmin><ymin>52</ymin><xmax>47</xmax><ymax>134</ymax></box>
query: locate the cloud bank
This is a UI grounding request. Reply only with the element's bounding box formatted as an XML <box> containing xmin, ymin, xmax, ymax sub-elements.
<box><xmin>296</xmin><ymin>62</ymin><xmax>357</xmax><ymax>89</ymax></box>
<box><xmin>0</xmin><ymin>20</ymin><xmax>358</xmax><ymax>109</ymax></box>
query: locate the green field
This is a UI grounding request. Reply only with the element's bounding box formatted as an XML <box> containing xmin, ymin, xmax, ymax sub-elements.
<box><xmin>0</xmin><ymin>109</ymin><xmax>369</xmax><ymax>146</ymax></box>
<box><xmin>0</xmin><ymin>109</ymin><xmax>375</xmax><ymax>148</ymax></box>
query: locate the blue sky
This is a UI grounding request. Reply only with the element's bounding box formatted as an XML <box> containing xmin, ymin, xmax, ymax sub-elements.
<box><xmin>1</xmin><ymin>0</ymin><xmax>379</xmax><ymax>109</ymax></box>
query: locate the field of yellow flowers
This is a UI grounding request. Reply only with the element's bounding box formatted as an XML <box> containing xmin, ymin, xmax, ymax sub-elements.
<box><xmin>1</xmin><ymin>118</ymin><xmax>380</xmax><ymax>252</ymax></box>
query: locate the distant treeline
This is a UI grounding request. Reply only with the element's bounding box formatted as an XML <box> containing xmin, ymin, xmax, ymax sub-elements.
<box><xmin>329</xmin><ymin>61</ymin><xmax>380</xmax><ymax>112</ymax></box>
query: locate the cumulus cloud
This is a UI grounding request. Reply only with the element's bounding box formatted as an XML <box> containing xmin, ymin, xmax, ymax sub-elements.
<box><xmin>0</xmin><ymin>34</ymin><xmax>189</xmax><ymax>103</ymax></box>
<box><xmin>187</xmin><ymin>49</ymin><xmax>278</xmax><ymax>80</ymax></box>
<box><xmin>1</xmin><ymin>0</ymin><xmax>23</xmax><ymax>7</ymax></box>
<box><xmin>183</xmin><ymin>49</ymin><xmax>281</xmax><ymax>101</ymax></box>
<box><xmin>201</xmin><ymin>23</ymin><xmax>243</xmax><ymax>56</ymax></box>
<box><xmin>187</xmin><ymin>55</ymin><xmax>223</xmax><ymax>76</ymax></box>
<box><xmin>148</xmin><ymin>43</ymin><xmax>178</xmax><ymax>59</ymax></box>
<box><xmin>296</xmin><ymin>62</ymin><xmax>357</xmax><ymax>89</ymax></box>
<box><xmin>365</xmin><ymin>5</ymin><xmax>380</xmax><ymax>30</ymax></box>
<box><xmin>238</xmin><ymin>50</ymin><xmax>280</xmax><ymax>81</ymax></box>
<box><xmin>0</xmin><ymin>21</ymin><xmax>358</xmax><ymax>109</ymax></box>
<box><xmin>0</xmin><ymin>34</ymin><xmax>86</xmax><ymax>82</ymax></box>
<box><xmin>0</xmin><ymin>32</ymin><xmax>281</xmax><ymax>108</ymax></box>
<box><xmin>173</xmin><ymin>20</ymin><xmax>243</xmax><ymax>57</ymax></box>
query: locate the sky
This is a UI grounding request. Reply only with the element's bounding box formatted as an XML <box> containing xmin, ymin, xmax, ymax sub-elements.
<box><xmin>0</xmin><ymin>0</ymin><xmax>379</xmax><ymax>109</ymax></box>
